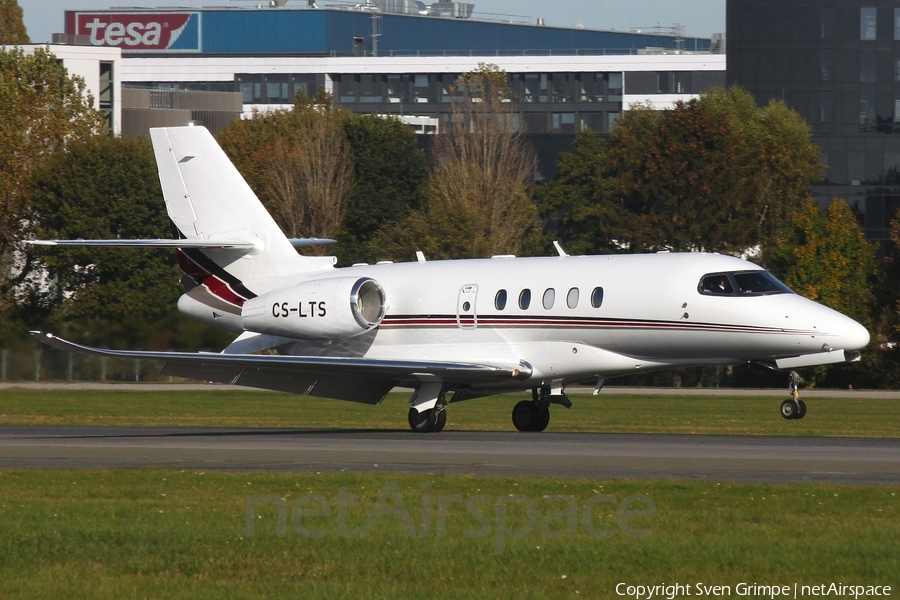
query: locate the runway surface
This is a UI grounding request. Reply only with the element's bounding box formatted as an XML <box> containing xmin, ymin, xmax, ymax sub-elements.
<box><xmin>1</xmin><ymin>426</ymin><xmax>899</xmax><ymax>485</ymax></box>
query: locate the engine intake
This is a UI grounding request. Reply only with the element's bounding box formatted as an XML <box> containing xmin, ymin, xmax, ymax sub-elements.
<box><xmin>241</xmin><ymin>277</ymin><xmax>386</xmax><ymax>339</ymax></box>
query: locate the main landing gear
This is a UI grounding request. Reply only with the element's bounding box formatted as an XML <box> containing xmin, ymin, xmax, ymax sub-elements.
<box><xmin>407</xmin><ymin>382</ymin><xmax>447</xmax><ymax>433</ymax></box>
<box><xmin>780</xmin><ymin>370</ymin><xmax>807</xmax><ymax>420</ymax></box>
<box><xmin>512</xmin><ymin>386</ymin><xmax>571</xmax><ymax>432</ymax></box>
<box><xmin>408</xmin><ymin>405</ymin><xmax>446</xmax><ymax>433</ymax></box>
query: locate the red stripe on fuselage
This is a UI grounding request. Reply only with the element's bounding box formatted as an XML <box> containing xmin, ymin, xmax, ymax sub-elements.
<box><xmin>176</xmin><ymin>249</ymin><xmax>248</xmax><ymax>308</ymax></box>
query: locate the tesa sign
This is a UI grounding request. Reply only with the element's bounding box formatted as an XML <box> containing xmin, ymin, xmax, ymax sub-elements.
<box><xmin>67</xmin><ymin>12</ymin><xmax>201</xmax><ymax>52</ymax></box>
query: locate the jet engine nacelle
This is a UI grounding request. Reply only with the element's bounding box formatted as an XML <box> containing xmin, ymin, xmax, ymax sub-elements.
<box><xmin>241</xmin><ymin>277</ymin><xmax>386</xmax><ymax>339</ymax></box>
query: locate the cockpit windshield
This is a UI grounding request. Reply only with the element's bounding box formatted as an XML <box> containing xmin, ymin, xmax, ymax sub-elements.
<box><xmin>698</xmin><ymin>271</ymin><xmax>792</xmax><ymax>297</ymax></box>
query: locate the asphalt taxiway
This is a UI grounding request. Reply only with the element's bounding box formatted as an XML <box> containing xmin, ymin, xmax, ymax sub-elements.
<box><xmin>1</xmin><ymin>426</ymin><xmax>898</xmax><ymax>485</ymax></box>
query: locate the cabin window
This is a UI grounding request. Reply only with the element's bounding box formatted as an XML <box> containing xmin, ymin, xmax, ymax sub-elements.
<box><xmin>542</xmin><ymin>288</ymin><xmax>555</xmax><ymax>309</ymax></box>
<box><xmin>590</xmin><ymin>287</ymin><xmax>604</xmax><ymax>308</ymax></box>
<box><xmin>519</xmin><ymin>289</ymin><xmax>531</xmax><ymax>309</ymax></box>
<box><xmin>567</xmin><ymin>287</ymin><xmax>579</xmax><ymax>308</ymax></box>
<box><xmin>495</xmin><ymin>289</ymin><xmax>507</xmax><ymax>310</ymax></box>
<box><xmin>699</xmin><ymin>273</ymin><xmax>735</xmax><ymax>295</ymax></box>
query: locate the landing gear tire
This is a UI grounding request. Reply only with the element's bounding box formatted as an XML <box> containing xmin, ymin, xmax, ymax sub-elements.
<box><xmin>408</xmin><ymin>407</ymin><xmax>444</xmax><ymax>433</ymax></box>
<box><xmin>432</xmin><ymin>408</ymin><xmax>447</xmax><ymax>432</ymax></box>
<box><xmin>781</xmin><ymin>399</ymin><xmax>800</xmax><ymax>420</ymax></box>
<box><xmin>795</xmin><ymin>399</ymin><xmax>807</xmax><ymax>420</ymax></box>
<box><xmin>512</xmin><ymin>401</ymin><xmax>551</xmax><ymax>432</ymax></box>
<box><xmin>531</xmin><ymin>407</ymin><xmax>550</xmax><ymax>432</ymax></box>
<box><xmin>512</xmin><ymin>401</ymin><xmax>535</xmax><ymax>432</ymax></box>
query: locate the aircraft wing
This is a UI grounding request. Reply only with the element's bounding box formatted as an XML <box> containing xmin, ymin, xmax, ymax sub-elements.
<box><xmin>32</xmin><ymin>332</ymin><xmax>531</xmax><ymax>404</ymax></box>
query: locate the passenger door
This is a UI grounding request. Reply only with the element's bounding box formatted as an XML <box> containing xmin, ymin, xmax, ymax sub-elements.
<box><xmin>457</xmin><ymin>284</ymin><xmax>478</xmax><ymax>330</ymax></box>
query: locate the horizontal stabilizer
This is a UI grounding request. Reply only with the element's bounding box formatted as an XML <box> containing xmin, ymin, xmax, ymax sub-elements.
<box><xmin>31</xmin><ymin>332</ymin><xmax>532</xmax><ymax>389</ymax></box>
<box><xmin>26</xmin><ymin>239</ymin><xmax>257</xmax><ymax>250</ymax></box>
<box><xmin>289</xmin><ymin>238</ymin><xmax>337</xmax><ymax>246</ymax></box>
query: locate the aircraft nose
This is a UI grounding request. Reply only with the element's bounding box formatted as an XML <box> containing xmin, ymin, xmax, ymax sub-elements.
<box><xmin>839</xmin><ymin>317</ymin><xmax>870</xmax><ymax>351</ymax></box>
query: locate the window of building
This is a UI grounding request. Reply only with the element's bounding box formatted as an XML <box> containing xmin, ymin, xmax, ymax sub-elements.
<box><xmin>895</xmin><ymin>93</ymin><xmax>900</xmax><ymax>129</ymax></box>
<box><xmin>386</xmin><ymin>75</ymin><xmax>408</xmax><ymax>104</ymax></box>
<box><xmin>99</xmin><ymin>62</ymin><xmax>113</xmax><ymax>133</ymax></box>
<box><xmin>657</xmin><ymin>71</ymin><xmax>670</xmax><ymax>94</ymax></box>
<box><xmin>413</xmin><ymin>74</ymin><xmax>434</xmax><ymax>103</ymax></box>
<box><xmin>895</xmin><ymin>8</ymin><xmax>900</xmax><ymax>40</ymax></box>
<box><xmin>548</xmin><ymin>73</ymin><xmax>574</xmax><ymax>102</ymax></box>
<box><xmin>336</xmin><ymin>74</ymin><xmax>356</xmax><ymax>104</ymax></box>
<box><xmin>523</xmin><ymin>112</ymin><xmax>547</xmax><ymax>133</ymax></box>
<box><xmin>551</xmin><ymin>112</ymin><xmax>575</xmax><ymax>133</ymax></box>
<box><xmin>590</xmin><ymin>287</ymin><xmax>604</xmax><ymax>308</ymax></box>
<box><xmin>237</xmin><ymin>75</ymin><xmax>262</xmax><ymax>103</ymax></box>
<box><xmin>608</xmin><ymin>112</ymin><xmax>620</xmax><ymax>131</ymax></box>
<box><xmin>577</xmin><ymin>73</ymin><xmax>604</xmax><ymax>102</ymax></box>
<box><xmin>542</xmin><ymin>288</ymin><xmax>555</xmax><ymax>309</ymax></box>
<box><xmin>885</xmin><ymin>153</ymin><xmax>900</xmax><ymax>184</ymax></box>
<box><xmin>821</xmin><ymin>8</ymin><xmax>834</xmax><ymax>39</ymax></box>
<box><xmin>820</xmin><ymin>92</ymin><xmax>834</xmax><ymax>123</ymax></box>
<box><xmin>518</xmin><ymin>289</ymin><xmax>531</xmax><ymax>310</ymax></box>
<box><xmin>440</xmin><ymin>74</ymin><xmax>462</xmax><ymax>103</ymax></box>
<box><xmin>821</xmin><ymin>50</ymin><xmax>834</xmax><ymax>81</ymax></box>
<box><xmin>292</xmin><ymin>75</ymin><xmax>318</xmax><ymax>99</ymax></box>
<box><xmin>673</xmin><ymin>72</ymin><xmax>691</xmax><ymax>93</ymax></box>
<box><xmin>566</xmin><ymin>287</ymin><xmax>579</xmax><ymax>309</ymax></box>
<box><xmin>861</xmin><ymin>7</ymin><xmax>877</xmax><ymax>40</ymax></box>
<box><xmin>523</xmin><ymin>73</ymin><xmax>548</xmax><ymax>103</ymax></box>
<box><xmin>359</xmin><ymin>74</ymin><xmax>384</xmax><ymax>103</ymax></box>
<box><xmin>849</xmin><ymin>152</ymin><xmax>866</xmax><ymax>182</ymax></box>
<box><xmin>861</xmin><ymin>49</ymin><xmax>876</xmax><ymax>83</ymax></box>
<box><xmin>607</xmin><ymin>73</ymin><xmax>622</xmax><ymax>101</ymax></box>
<box><xmin>265</xmin><ymin>76</ymin><xmax>289</xmax><ymax>103</ymax></box>
<box><xmin>579</xmin><ymin>113</ymin><xmax>604</xmax><ymax>133</ymax></box>
<box><xmin>860</xmin><ymin>91</ymin><xmax>877</xmax><ymax>131</ymax></box>
<box><xmin>495</xmin><ymin>289</ymin><xmax>507</xmax><ymax>310</ymax></box>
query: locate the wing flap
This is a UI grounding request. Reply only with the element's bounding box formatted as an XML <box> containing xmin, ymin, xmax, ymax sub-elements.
<box><xmin>32</xmin><ymin>333</ymin><xmax>531</xmax><ymax>391</ymax></box>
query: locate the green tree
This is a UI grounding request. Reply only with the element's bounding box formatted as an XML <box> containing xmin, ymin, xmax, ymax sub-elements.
<box><xmin>340</xmin><ymin>114</ymin><xmax>428</xmax><ymax>264</ymax></box>
<box><xmin>218</xmin><ymin>93</ymin><xmax>353</xmax><ymax>252</ymax></box>
<box><xmin>765</xmin><ymin>199</ymin><xmax>877</xmax><ymax>328</ymax></box>
<box><xmin>0</xmin><ymin>46</ymin><xmax>103</xmax><ymax>297</ymax></box>
<box><xmin>538</xmin><ymin>86</ymin><xmax>822</xmax><ymax>256</ymax></box>
<box><xmin>0</xmin><ymin>0</ymin><xmax>28</xmax><ymax>44</ymax></box>
<box><xmin>24</xmin><ymin>135</ymin><xmax>184</xmax><ymax>347</ymax></box>
<box><xmin>698</xmin><ymin>87</ymin><xmax>823</xmax><ymax>244</ymax></box>
<box><xmin>377</xmin><ymin>63</ymin><xmax>537</xmax><ymax>260</ymax></box>
<box><xmin>218</xmin><ymin>94</ymin><xmax>428</xmax><ymax>265</ymax></box>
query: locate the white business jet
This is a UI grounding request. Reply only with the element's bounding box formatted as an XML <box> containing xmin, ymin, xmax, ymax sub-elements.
<box><xmin>30</xmin><ymin>126</ymin><xmax>870</xmax><ymax>432</ymax></box>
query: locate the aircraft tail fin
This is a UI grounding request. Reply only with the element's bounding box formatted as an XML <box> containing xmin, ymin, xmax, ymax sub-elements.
<box><xmin>149</xmin><ymin>125</ymin><xmax>334</xmax><ymax>288</ymax></box>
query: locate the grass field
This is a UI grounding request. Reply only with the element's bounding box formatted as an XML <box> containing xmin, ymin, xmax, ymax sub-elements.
<box><xmin>0</xmin><ymin>388</ymin><xmax>898</xmax><ymax>437</ymax></box>
<box><xmin>1</xmin><ymin>390</ymin><xmax>898</xmax><ymax>597</ymax></box>
<box><xmin>0</xmin><ymin>469</ymin><xmax>897</xmax><ymax>599</ymax></box>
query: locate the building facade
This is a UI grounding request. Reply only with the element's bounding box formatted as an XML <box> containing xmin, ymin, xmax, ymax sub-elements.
<box><xmin>727</xmin><ymin>0</ymin><xmax>900</xmax><ymax>248</ymax></box>
<box><xmin>22</xmin><ymin>39</ymin><xmax>122</xmax><ymax>135</ymax></box>
<box><xmin>61</xmin><ymin>6</ymin><xmax>724</xmax><ymax>177</ymax></box>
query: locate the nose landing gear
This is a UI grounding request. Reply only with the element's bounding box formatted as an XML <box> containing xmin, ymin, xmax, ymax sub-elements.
<box><xmin>780</xmin><ymin>371</ymin><xmax>807</xmax><ymax>420</ymax></box>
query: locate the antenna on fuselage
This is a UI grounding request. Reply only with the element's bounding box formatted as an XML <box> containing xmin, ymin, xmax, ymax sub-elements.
<box><xmin>552</xmin><ymin>241</ymin><xmax>568</xmax><ymax>257</ymax></box>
